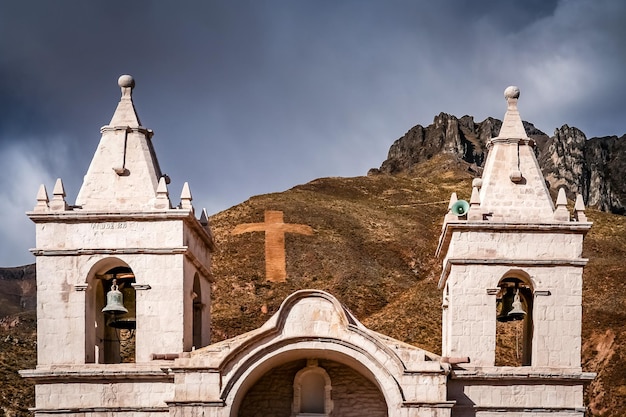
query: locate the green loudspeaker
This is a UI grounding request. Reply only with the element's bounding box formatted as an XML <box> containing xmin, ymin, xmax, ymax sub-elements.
<box><xmin>451</xmin><ymin>200</ymin><xmax>470</xmax><ymax>216</ymax></box>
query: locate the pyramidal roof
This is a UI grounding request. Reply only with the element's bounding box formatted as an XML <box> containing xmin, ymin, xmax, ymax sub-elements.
<box><xmin>75</xmin><ymin>75</ymin><xmax>163</xmax><ymax>211</ymax></box>
<box><xmin>476</xmin><ymin>86</ymin><xmax>555</xmax><ymax>222</ymax></box>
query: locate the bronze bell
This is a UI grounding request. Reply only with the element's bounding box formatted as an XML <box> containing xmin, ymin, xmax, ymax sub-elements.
<box><xmin>507</xmin><ymin>290</ymin><xmax>526</xmax><ymax>321</ymax></box>
<box><xmin>102</xmin><ymin>279</ymin><xmax>129</xmax><ymax>315</ymax></box>
<box><xmin>497</xmin><ymin>287</ymin><xmax>527</xmax><ymax>322</ymax></box>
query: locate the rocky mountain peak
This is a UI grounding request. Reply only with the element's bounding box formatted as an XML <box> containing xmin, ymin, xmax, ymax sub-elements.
<box><xmin>377</xmin><ymin>115</ymin><xmax>626</xmax><ymax>214</ymax></box>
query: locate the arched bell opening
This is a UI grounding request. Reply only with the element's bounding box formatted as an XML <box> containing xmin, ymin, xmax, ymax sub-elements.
<box><xmin>495</xmin><ymin>275</ymin><xmax>533</xmax><ymax>366</ymax></box>
<box><xmin>192</xmin><ymin>273</ymin><xmax>203</xmax><ymax>349</ymax></box>
<box><xmin>85</xmin><ymin>259</ymin><xmax>137</xmax><ymax>364</ymax></box>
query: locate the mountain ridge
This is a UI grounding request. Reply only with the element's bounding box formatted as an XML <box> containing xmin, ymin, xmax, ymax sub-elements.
<box><xmin>374</xmin><ymin>113</ymin><xmax>626</xmax><ymax>214</ymax></box>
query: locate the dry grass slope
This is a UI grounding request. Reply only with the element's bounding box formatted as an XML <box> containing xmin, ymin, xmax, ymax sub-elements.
<box><xmin>0</xmin><ymin>311</ymin><xmax>36</xmax><ymax>417</ymax></box>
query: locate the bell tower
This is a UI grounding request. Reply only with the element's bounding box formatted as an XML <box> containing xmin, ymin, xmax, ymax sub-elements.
<box><xmin>437</xmin><ymin>87</ymin><xmax>594</xmax><ymax>415</ymax></box>
<box><xmin>22</xmin><ymin>75</ymin><xmax>215</xmax><ymax>416</ymax></box>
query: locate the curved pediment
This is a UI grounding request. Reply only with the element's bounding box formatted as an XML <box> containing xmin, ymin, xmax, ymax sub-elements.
<box><xmin>178</xmin><ymin>289</ymin><xmax>441</xmax><ymax>372</ymax></box>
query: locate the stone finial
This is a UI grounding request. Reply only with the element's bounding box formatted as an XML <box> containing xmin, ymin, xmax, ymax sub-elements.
<box><xmin>496</xmin><ymin>85</ymin><xmax>528</xmax><ymax>141</ymax></box>
<box><xmin>556</xmin><ymin>188</ymin><xmax>567</xmax><ymax>206</ymax></box>
<box><xmin>199</xmin><ymin>208</ymin><xmax>213</xmax><ymax>238</ymax></box>
<box><xmin>180</xmin><ymin>182</ymin><xmax>193</xmax><ymax>211</ymax></box>
<box><xmin>553</xmin><ymin>187</ymin><xmax>570</xmax><ymax>221</ymax></box>
<box><xmin>53</xmin><ymin>178</ymin><xmax>66</xmax><ymax>197</ymax></box>
<box><xmin>34</xmin><ymin>184</ymin><xmax>49</xmax><ymax>212</ymax></box>
<box><xmin>505</xmin><ymin>86</ymin><xmax>521</xmax><ymax>116</ymax></box>
<box><xmin>154</xmin><ymin>176</ymin><xmax>171</xmax><ymax>209</ymax></box>
<box><xmin>574</xmin><ymin>194</ymin><xmax>588</xmax><ymax>222</ymax></box>
<box><xmin>118</xmin><ymin>74</ymin><xmax>135</xmax><ymax>99</ymax></box>
<box><xmin>468</xmin><ymin>186</ymin><xmax>482</xmax><ymax>220</ymax></box>
<box><xmin>106</xmin><ymin>74</ymin><xmax>142</xmax><ymax>127</ymax></box>
<box><xmin>444</xmin><ymin>192</ymin><xmax>459</xmax><ymax>223</ymax></box>
<box><xmin>470</xmin><ymin>187</ymin><xmax>480</xmax><ymax>206</ymax></box>
<box><xmin>49</xmin><ymin>178</ymin><xmax>68</xmax><ymax>211</ymax></box>
<box><xmin>199</xmin><ymin>208</ymin><xmax>209</xmax><ymax>227</ymax></box>
<box><xmin>504</xmin><ymin>85</ymin><xmax>520</xmax><ymax>102</ymax></box>
<box><xmin>447</xmin><ymin>192</ymin><xmax>458</xmax><ymax>210</ymax></box>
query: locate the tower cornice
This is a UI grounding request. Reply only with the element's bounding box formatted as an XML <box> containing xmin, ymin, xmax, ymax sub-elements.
<box><xmin>27</xmin><ymin>209</ymin><xmax>216</xmax><ymax>252</ymax></box>
<box><xmin>436</xmin><ymin>220</ymin><xmax>592</xmax><ymax>259</ymax></box>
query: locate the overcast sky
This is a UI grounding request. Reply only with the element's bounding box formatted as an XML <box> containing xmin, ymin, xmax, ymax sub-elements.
<box><xmin>0</xmin><ymin>0</ymin><xmax>624</xmax><ymax>266</ymax></box>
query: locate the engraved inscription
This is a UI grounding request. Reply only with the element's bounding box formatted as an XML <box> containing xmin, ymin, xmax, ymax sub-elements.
<box><xmin>91</xmin><ymin>222</ymin><xmax>129</xmax><ymax>230</ymax></box>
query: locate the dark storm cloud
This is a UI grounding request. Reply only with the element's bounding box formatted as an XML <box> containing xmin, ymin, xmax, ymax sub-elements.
<box><xmin>0</xmin><ymin>0</ymin><xmax>624</xmax><ymax>265</ymax></box>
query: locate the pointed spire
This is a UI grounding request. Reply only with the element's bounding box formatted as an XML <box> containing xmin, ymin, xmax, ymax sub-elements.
<box><xmin>154</xmin><ymin>176</ymin><xmax>171</xmax><ymax>209</ymax></box>
<box><xmin>448</xmin><ymin>192</ymin><xmax>458</xmax><ymax>210</ymax></box>
<box><xmin>53</xmin><ymin>178</ymin><xmax>66</xmax><ymax>197</ymax></box>
<box><xmin>574</xmin><ymin>194</ymin><xmax>588</xmax><ymax>222</ymax></box>
<box><xmin>468</xmin><ymin>186</ymin><xmax>482</xmax><ymax>220</ymax></box>
<box><xmin>199</xmin><ymin>208</ymin><xmax>209</xmax><ymax>226</ymax></box>
<box><xmin>477</xmin><ymin>86</ymin><xmax>554</xmax><ymax>222</ymax></box>
<box><xmin>556</xmin><ymin>187</ymin><xmax>568</xmax><ymax>206</ymax></box>
<box><xmin>470</xmin><ymin>186</ymin><xmax>481</xmax><ymax>206</ymax></box>
<box><xmin>553</xmin><ymin>188</ymin><xmax>569</xmax><ymax>221</ymax></box>
<box><xmin>108</xmin><ymin>75</ymin><xmax>141</xmax><ymax>127</ymax></box>
<box><xmin>199</xmin><ymin>208</ymin><xmax>213</xmax><ymax>238</ymax></box>
<box><xmin>180</xmin><ymin>182</ymin><xmax>193</xmax><ymax>211</ymax></box>
<box><xmin>76</xmin><ymin>75</ymin><xmax>163</xmax><ymax>210</ymax></box>
<box><xmin>34</xmin><ymin>184</ymin><xmax>49</xmax><ymax>212</ymax></box>
<box><xmin>444</xmin><ymin>192</ymin><xmax>459</xmax><ymax>223</ymax></box>
<box><xmin>49</xmin><ymin>178</ymin><xmax>68</xmax><ymax>211</ymax></box>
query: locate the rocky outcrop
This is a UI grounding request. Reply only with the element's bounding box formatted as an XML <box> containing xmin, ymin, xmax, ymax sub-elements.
<box><xmin>0</xmin><ymin>264</ymin><xmax>37</xmax><ymax>317</ymax></box>
<box><xmin>538</xmin><ymin>125</ymin><xmax>586</xmax><ymax>196</ymax></box>
<box><xmin>583</xmin><ymin>134</ymin><xmax>626</xmax><ymax>214</ymax></box>
<box><xmin>378</xmin><ymin>114</ymin><xmax>626</xmax><ymax>214</ymax></box>
<box><xmin>379</xmin><ymin>114</ymin><xmax>488</xmax><ymax>174</ymax></box>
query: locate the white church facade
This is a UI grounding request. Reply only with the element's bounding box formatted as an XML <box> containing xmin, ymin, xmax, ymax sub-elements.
<box><xmin>21</xmin><ymin>77</ymin><xmax>594</xmax><ymax>416</ymax></box>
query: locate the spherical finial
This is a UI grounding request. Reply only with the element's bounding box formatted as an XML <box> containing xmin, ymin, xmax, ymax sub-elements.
<box><xmin>118</xmin><ymin>74</ymin><xmax>135</xmax><ymax>89</ymax></box>
<box><xmin>504</xmin><ymin>85</ymin><xmax>520</xmax><ymax>100</ymax></box>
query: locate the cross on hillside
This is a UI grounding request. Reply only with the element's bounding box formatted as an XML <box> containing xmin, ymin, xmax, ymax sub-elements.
<box><xmin>232</xmin><ymin>210</ymin><xmax>314</xmax><ymax>282</ymax></box>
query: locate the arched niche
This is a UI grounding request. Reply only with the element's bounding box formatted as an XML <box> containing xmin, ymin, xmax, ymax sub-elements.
<box><xmin>495</xmin><ymin>270</ymin><xmax>534</xmax><ymax>366</ymax></box>
<box><xmin>292</xmin><ymin>359</ymin><xmax>333</xmax><ymax>416</ymax></box>
<box><xmin>85</xmin><ymin>257</ymin><xmax>136</xmax><ymax>364</ymax></box>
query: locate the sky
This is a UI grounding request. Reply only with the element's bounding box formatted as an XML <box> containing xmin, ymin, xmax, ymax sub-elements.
<box><xmin>0</xmin><ymin>0</ymin><xmax>624</xmax><ymax>266</ymax></box>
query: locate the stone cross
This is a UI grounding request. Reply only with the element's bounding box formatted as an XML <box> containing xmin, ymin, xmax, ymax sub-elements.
<box><xmin>232</xmin><ymin>210</ymin><xmax>314</xmax><ymax>282</ymax></box>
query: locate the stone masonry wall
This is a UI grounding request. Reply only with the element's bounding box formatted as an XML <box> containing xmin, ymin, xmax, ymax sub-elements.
<box><xmin>443</xmin><ymin>263</ymin><xmax>583</xmax><ymax>367</ymax></box>
<box><xmin>36</xmin><ymin>381</ymin><xmax>173</xmax><ymax>410</ymax></box>
<box><xmin>448</xmin><ymin>380</ymin><xmax>584</xmax><ymax>417</ymax></box>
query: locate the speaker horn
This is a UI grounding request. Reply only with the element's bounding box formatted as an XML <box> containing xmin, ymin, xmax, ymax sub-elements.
<box><xmin>451</xmin><ymin>200</ymin><xmax>470</xmax><ymax>216</ymax></box>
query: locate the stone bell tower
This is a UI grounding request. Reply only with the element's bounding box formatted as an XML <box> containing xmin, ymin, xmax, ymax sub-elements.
<box><xmin>437</xmin><ymin>87</ymin><xmax>594</xmax><ymax>415</ymax></box>
<box><xmin>22</xmin><ymin>75</ymin><xmax>215</xmax><ymax>416</ymax></box>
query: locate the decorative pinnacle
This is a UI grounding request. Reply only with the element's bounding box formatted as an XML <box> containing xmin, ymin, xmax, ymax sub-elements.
<box><xmin>118</xmin><ymin>74</ymin><xmax>135</xmax><ymax>98</ymax></box>
<box><xmin>504</xmin><ymin>86</ymin><xmax>520</xmax><ymax>100</ymax></box>
<box><xmin>504</xmin><ymin>86</ymin><xmax>520</xmax><ymax>110</ymax></box>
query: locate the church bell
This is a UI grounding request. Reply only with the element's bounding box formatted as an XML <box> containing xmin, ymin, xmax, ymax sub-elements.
<box><xmin>102</xmin><ymin>279</ymin><xmax>129</xmax><ymax>315</ymax></box>
<box><xmin>497</xmin><ymin>286</ymin><xmax>526</xmax><ymax>322</ymax></box>
<box><xmin>507</xmin><ymin>290</ymin><xmax>526</xmax><ymax>321</ymax></box>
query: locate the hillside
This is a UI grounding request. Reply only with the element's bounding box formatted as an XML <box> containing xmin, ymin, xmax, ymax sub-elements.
<box><xmin>1</xmin><ymin>155</ymin><xmax>625</xmax><ymax>416</ymax></box>
<box><xmin>0</xmin><ymin>265</ymin><xmax>36</xmax><ymax>417</ymax></box>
